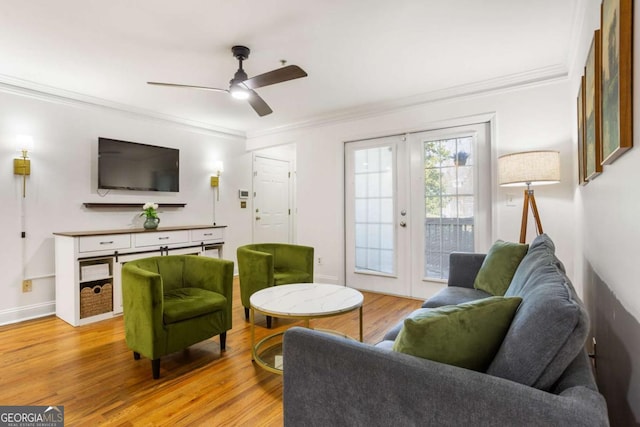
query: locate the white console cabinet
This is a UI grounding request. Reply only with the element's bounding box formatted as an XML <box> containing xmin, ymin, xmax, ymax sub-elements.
<box><xmin>54</xmin><ymin>225</ymin><xmax>226</xmax><ymax>326</ymax></box>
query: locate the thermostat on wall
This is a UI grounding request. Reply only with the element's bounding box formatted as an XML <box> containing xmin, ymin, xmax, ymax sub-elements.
<box><xmin>238</xmin><ymin>189</ymin><xmax>249</xmax><ymax>199</ymax></box>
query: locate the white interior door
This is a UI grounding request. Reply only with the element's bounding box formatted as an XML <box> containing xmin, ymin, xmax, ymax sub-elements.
<box><xmin>253</xmin><ymin>156</ymin><xmax>291</xmax><ymax>243</ymax></box>
<box><xmin>345</xmin><ymin>136</ymin><xmax>410</xmax><ymax>296</ymax></box>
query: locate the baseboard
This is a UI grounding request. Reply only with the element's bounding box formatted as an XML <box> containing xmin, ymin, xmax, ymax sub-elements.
<box><xmin>314</xmin><ymin>275</ymin><xmax>340</xmax><ymax>285</ymax></box>
<box><xmin>0</xmin><ymin>301</ymin><xmax>55</xmax><ymax>326</ymax></box>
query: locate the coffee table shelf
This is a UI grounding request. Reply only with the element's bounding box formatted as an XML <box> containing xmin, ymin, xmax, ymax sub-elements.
<box><xmin>250</xmin><ymin>283</ymin><xmax>364</xmax><ymax>374</ymax></box>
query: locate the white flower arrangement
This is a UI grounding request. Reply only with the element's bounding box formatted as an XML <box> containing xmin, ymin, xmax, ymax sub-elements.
<box><xmin>141</xmin><ymin>202</ymin><xmax>159</xmax><ymax>219</ymax></box>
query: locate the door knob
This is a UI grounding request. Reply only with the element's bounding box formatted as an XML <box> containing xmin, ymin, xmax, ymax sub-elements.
<box><xmin>255</xmin><ymin>216</ymin><xmax>261</xmax><ymax>220</ymax></box>
<box><xmin>399</xmin><ymin>221</ymin><xmax>406</xmax><ymax>227</ymax></box>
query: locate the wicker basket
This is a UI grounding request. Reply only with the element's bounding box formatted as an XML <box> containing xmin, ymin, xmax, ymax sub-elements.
<box><xmin>80</xmin><ymin>283</ymin><xmax>113</xmax><ymax>319</ymax></box>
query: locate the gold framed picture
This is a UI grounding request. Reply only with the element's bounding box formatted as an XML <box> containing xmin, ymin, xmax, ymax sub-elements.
<box><xmin>600</xmin><ymin>0</ymin><xmax>633</xmax><ymax>164</ymax></box>
<box><xmin>585</xmin><ymin>30</ymin><xmax>603</xmax><ymax>181</ymax></box>
<box><xmin>577</xmin><ymin>75</ymin><xmax>587</xmax><ymax>185</ymax></box>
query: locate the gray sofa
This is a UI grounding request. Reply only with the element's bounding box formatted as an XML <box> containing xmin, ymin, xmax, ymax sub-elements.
<box><xmin>282</xmin><ymin>234</ymin><xmax>609</xmax><ymax>426</ymax></box>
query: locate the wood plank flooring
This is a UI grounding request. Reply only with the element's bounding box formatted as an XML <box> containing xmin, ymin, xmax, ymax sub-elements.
<box><xmin>0</xmin><ymin>279</ymin><xmax>421</xmax><ymax>426</ymax></box>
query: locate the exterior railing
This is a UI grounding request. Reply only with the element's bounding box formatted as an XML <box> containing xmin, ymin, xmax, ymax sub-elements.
<box><xmin>424</xmin><ymin>217</ymin><xmax>474</xmax><ymax>279</ymax></box>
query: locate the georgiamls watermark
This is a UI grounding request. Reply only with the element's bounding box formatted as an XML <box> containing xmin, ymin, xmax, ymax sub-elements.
<box><xmin>0</xmin><ymin>406</ymin><xmax>64</xmax><ymax>427</ymax></box>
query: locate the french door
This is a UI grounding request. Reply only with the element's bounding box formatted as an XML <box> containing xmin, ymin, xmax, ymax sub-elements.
<box><xmin>345</xmin><ymin>122</ymin><xmax>491</xmax><ymax>298</ymax></box>
<box><xmin>345</xmin><ymin>136</ymin><xmax>410</xmax><ymax>296</ymax></box>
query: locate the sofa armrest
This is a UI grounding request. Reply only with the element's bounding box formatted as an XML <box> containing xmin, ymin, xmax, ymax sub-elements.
<box><xmin>283</xmin><ymin>328</ymin><xmax>608</xmax><ymax>426</ymax></box>
<box><xmin>122</xmin><ymin>264</ymin><xmax>165</xmax><ymax>358</ymax></box>
<box><xmin>237</xmin><ymin>246</ymin><xmax>274</xmax><ymax>308</ymax></box>
<box><xmin>447</xmin><ymin>252</ymin><xmax>486</xmax><ymax>289</ymax></box>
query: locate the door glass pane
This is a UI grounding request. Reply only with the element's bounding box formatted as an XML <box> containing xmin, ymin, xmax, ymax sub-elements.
<box><xmin>355</xmin><ymin>174</ymin><xmax>367</xmax><ymax>197</ymax></box>
<box><xmin>424</xmin><ymin>137</ymin><xmax>475</xmax><ymax>280</ymax></box>
<box><xmin>353</xmin><ymin>145</ymin><xmax>395</xmax><ymax>275</ymax></box>
<box><xmin>368</xmin><ymin>199</ymin><xmax>381</xmax><ymax>222</ymax></box>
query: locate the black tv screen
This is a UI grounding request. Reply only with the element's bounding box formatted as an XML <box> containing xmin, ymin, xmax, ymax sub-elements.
<box><xmin>98</xmin><ymin>138</ymin><xmax>179</xmax><ymax>192</ymax></box>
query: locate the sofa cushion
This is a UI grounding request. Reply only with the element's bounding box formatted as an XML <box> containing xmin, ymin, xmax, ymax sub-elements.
<box><xmin>389</xmin><ymin>286</ymin><xmax>497</xmax><ymax>340</ymax></box>
<box><xmin>505</xmin><ymin>234</ymin><xmax>565</xmax><ymax>296</ymax></box>
<box><xmin>473</xmin><ymin>240</ymin><xmax>529</xmax><ymax>296</ymax></box>
<box><xmin>382</xmin><ymin>308</ymin><xmax>432</xmax><ymax>342</ymax></box>
<box><xmin>487</xmin><ymin>234</ymin><xmax>589</xmax><ymax>390</ymax></box>
<box><xmin>421</xmin><ymin>286</ymin><xmax>492</xmax><ymax>308</ymax></box>
<box><xmin>392</xmin><ymin>296</ymin><xmax>522</xmax><ymax>371</ymax></box>
<box><xmin>374</xmin><ymin>340</ymin><xmax>395</xmax><ymax>350</ymax></box>
<box><xmin>163</xmin><ymin>288</ymin><xmax>227</xmax><ymax>324</ymax></box>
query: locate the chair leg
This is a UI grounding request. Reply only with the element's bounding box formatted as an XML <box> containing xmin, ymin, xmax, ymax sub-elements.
<box><xmin>152</xmin><ymin>359</ymin><xmax>160</xmax><ymax>379</ymax></box>
<box><xmin>220</xmin><ymin>332</ymin><xmax>227</xmax><ymax>351</ymax></box>
<box><xmin>244</xmin><ymin>307</ymin><xmax>249</xmax><ymax>320</ymax></box>
<box><xmin>133</xmin><ymin>351</ymin><xmax>141</xmax><ymax>360</ymax></box>
<box><xmin>267</xmin><ymin>315</ymin><xmax>272</xmax><ymax>329</ymax></box>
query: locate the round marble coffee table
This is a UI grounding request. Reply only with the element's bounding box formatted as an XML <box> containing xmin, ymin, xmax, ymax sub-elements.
<box><xmin>250</xmin><ymin>283</ymin><xmax>364</xmax><ymax>374</ymax></box>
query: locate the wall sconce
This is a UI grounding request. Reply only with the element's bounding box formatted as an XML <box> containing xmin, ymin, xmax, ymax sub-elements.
<box><xmin>210</xmin><ymin>161</ymin><xmax>224</xmax><ymax>201</ymax></box>
<box><xmin>14</xmin><ymin>135</ymin><xmax>34</xmax><ymax>198</ymax></box>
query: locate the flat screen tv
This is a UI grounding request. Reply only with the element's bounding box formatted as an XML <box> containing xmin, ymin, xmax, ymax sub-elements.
<box><xmin>98</xmin><ymin>138</ymin><xmax>179</xmax><ymax>192</ymax></box>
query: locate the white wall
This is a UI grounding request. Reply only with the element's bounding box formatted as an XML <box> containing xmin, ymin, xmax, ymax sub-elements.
<box><xmin>247</xmin><ymin>79</ymin><xmax>576</xmax><ymax>293</ymax></box>
<box><xmin>0</xmin><ymin>89</ymin><xmax>252</xmax><ymax>324</ymax></box>
<box><xmin>571</xmin><ymin>1</ymin><xmax>640</xmax><ymax>323</ymax></box>
<box><xmin>5</xmin><ymin>3</ymin><xmax>621</xmax><ymax>325</ymax></box>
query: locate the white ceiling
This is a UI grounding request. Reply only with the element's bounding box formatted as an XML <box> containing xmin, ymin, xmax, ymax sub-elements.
<box><xmin>0</xmin><ymin>0</ymin><xmax>580</xmax><ymax>136</ymax></box>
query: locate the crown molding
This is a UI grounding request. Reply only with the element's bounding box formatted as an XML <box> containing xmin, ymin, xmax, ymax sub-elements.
<box><xmin>246</xmin><ymin>64</ymin><xmax>569</xmax><ymax>139</ymax></box>
<box><xmin>0</xmin><ymin>74</ymin><xmax>246</xmax><ymax>140</ymax></box>
<box><xmin>0</xmin><ymin>63</ymin><xmax>570</xmax><ymax>143</ymax></box>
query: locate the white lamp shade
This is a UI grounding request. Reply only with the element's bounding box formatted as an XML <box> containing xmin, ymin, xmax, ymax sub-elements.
<box><xmin>498</xmin><ymin>150</ymin><xmax>560</xmax><ymax>187</ymax></box>
<box><xmin>15</xmin><ymin>134</ymin><xmax>34</xmax><ymax>153</ymax></box>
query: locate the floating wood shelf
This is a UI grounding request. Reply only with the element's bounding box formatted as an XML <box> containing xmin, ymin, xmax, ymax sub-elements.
<box><xmin>83</xmin><ymin>203</ymin><xmax>186</xmax><ymax>208</ymax></box>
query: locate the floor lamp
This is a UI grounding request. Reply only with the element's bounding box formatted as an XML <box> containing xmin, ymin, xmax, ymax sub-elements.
<box><xmin>498</xmin><ymin>151</ymin><xmax>560</xmax><ymax>244</ymax></box>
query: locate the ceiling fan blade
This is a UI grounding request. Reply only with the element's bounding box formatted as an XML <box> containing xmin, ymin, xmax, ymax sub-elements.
<box><xmin>243</xmin><ymin>65</ymin><xmax>307</xmax><ymax>90</ymax></box>
<box><xmin>147</xmin><ymin>81</ymin><xmax>229</xmax><ymax>93</ymax></box>
<box><xmin>247</xmin><ymin>89</ymin><xmax>273</xmax><ymax>116</ymax></box>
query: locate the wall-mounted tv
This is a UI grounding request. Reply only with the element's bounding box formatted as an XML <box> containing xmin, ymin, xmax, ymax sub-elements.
<box><xmin>98</xmin><ymin>138</ymin><xmax>179</xmax><ymax>192</ymax></box>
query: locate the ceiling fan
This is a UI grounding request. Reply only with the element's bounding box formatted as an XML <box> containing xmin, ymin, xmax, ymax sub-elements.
<box><xmin>147</xmin><ymin>45</ymin><xmax>307</xmax><ymax>117</ymax></box>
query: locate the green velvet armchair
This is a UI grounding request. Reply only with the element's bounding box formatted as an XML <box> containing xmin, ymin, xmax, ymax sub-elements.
<box><xmin>122</xmin><ymin>255</ymin><xmax>234</xmax><ymax>379</ymax></box>
<box><xmin>237</xmin><ymin>243</ymin><xmax>314</xmax><ymax>328</ymax></box>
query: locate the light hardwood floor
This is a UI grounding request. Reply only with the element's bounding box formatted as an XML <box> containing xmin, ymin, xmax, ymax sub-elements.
<box><xmin>0</xmin><ymin>279</ymin><xmax>421</xmax><ymax>426</ymax></box>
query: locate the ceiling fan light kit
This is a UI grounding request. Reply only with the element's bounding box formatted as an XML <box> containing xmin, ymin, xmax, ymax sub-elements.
<box><xmin>230</xmin><ymin>85</ymin><xmax>250</xmax><ymax>100</ymax></box>
<box><xmin>147</xmin><ymin>45</ymin><xmax>307</xmax><ymax>116</ymax></box>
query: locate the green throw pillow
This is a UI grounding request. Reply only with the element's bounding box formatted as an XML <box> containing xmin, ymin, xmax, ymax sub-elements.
<box><xmin>473</xmin><ymin>240</ymin><xmax>528</xmax><ymax>296</ymax></box>
<box><xmin>392</xmin><ymin>296</ymin><xmax>522</xmax><ymax>371</ymax></box>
